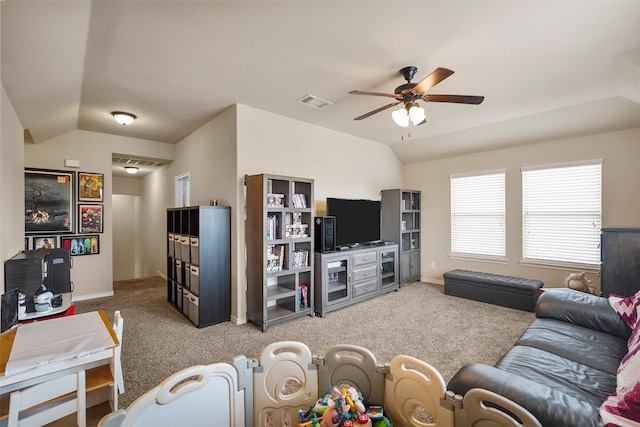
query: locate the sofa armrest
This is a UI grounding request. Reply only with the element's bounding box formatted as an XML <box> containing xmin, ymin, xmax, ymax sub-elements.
<box><xmin>536</xmin><ymin>289</ymin><xmax>631</xmax><ymax>340</ymax></box>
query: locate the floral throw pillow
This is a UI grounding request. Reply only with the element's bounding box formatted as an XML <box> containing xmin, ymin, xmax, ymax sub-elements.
<box><xmin>601</xmin><ymin>291</ymin><xmax>640</xmax><ymax>426</ymax></box>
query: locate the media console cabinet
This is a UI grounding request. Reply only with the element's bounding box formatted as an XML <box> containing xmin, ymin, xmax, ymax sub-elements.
<box><xmin>314</xmin><ymin>244</ymin><xmax>398</xmax><ymax>317</ymax></box>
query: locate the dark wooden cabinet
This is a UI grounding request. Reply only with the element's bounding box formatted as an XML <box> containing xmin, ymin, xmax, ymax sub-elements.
<box><xmin>381</xmin><ymin>189</ymin><xmax>421</xmax><ymax>285</ymax></box>
<box><xmin>314</xmin><ymin>244</ymin><xmax>398</xmax><ymax>317</ymax></box>
<box><xmin>167</xmin><ymin>206</ymin><xmax>231</xmax><ymax>327</ymax></box>
<box><xmin>601</xmin><ymin>227</ymin><xmax>640</xmax><ymax>297</ymax></box>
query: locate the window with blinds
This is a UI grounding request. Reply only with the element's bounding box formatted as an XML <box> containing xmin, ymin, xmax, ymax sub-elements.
<box><xmin>450</xmin><ymin>171</ymin><xmax>506</xmax><ymax>259</ymax></box>
<box><xmin>522</xmin><ymin>160</ymin><xmax>602</xmax><ymax>266</ymax></box>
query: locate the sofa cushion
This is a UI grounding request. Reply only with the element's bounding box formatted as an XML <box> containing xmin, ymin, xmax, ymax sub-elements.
<box><xmin>516</xmin><ymin>318</ymin><xmax>629</xmax><ymax>375</ymax></box>
<box><xmin>600</xmin><ymin>291</ymin><xmax>640</xmax><ymax>425</ymax></box>
<box><xmin>497</xmin><ymin>345</ymin><xmax>617</xmax><ymax>403</ymax></box>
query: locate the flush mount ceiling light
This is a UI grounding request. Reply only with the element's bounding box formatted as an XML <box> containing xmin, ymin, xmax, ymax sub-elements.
<box><xmin>124</xmin><ymin>166</ymin><xmax>139</xmax><ymax>174</ymax></box>
<box><xmin>111</xmin><ymin>111</ymin><xmax>137</xmax><ymax>126</ymax></box>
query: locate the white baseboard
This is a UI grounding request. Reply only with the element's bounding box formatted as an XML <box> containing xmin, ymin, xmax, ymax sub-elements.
<box><xmin>421</xmin><ymin>277</ymin><xmax>444</xmax><ymax>286</ymax></box>
<box><xmin>231</xmin><ymin>315</ymin><xmax>247</xmax><ymax>325</ymax></box>
<box><xmin>71</xmin><ymin>291</ymin><xmax>114</xmax><ymax>302</ymax></box>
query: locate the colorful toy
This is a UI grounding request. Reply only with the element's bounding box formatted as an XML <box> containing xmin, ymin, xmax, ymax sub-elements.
<box><xmin>372</xmin><ymin>416</ymin><xmax>392</xmax><ymax>427</ymax></box>
<box><xmin>366</xmin><ymin>406</ymin><xmax>384</xmax><ymax>420</ymax></box>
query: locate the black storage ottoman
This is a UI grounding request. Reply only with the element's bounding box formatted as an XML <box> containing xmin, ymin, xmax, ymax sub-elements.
<box><xmin>443</xmin><ymin>269</ymin><xmax>544</xmax><ymax>312</ymax></box>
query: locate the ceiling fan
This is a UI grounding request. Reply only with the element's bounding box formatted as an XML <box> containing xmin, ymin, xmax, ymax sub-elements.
<box><xmin>349</xmin><ymin>66</ymin><xmax>484</xmax><ymax>127</ymax></box>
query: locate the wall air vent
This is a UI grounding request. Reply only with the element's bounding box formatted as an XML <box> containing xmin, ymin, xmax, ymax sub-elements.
<box><xmin>297</xmin><ymin>94</ymin><xmax>333</xmax><ymax>110</ymax></box>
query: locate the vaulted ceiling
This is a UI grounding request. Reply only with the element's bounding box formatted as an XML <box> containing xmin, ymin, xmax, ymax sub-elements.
<box><xmin>2</xmin><ymin>1</ymin><xmax>640</xmax><ymax>166</ymax></box>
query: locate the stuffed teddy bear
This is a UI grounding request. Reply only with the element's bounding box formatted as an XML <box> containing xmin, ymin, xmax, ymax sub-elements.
<box><xmin>564</xmin><ymin>272</ymin><xmax>596</xmax><ymax>295</ymax></box>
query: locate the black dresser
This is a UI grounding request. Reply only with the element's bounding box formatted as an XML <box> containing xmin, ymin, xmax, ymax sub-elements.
<box><xmin>600</xmin><ymin>227</ymin><xmax>640</xmax><ymax>297</ymax></box>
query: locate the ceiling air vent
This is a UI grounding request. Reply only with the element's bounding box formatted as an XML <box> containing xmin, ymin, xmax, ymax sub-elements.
<box><xmin>297</xmin><ymin>94</ymin><xmax>333</xmax><ymax>110</ymax></box>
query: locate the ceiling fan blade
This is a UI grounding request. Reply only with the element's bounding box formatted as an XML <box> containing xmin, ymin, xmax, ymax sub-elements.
<box><xmin>349</xmin><ymin>90</ymin><xmax>399</xmax><ymax>99</ymax></box>
<box><xmin>411</xmin><ymin>67</ymin><xmax>454</xmax><ymax>94</ymax></box>
<box><xmin>354</xmin><ymin>101</ymin><xmax>401</xmax><ymax>120</ymax></box>
<box><xmin>416</xmin><ymin>118</ymin><xmax>427</xmax><ymax>126</ymax></box>
<box><xmin>423</xmin><ymin>94</ymin><xmax>485</xmax><ymax>105</ymax></box>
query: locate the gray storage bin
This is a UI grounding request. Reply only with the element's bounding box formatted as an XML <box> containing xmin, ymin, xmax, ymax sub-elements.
<box><xmin>190</xmin><ymin>237</ymin><xmax>199</xmax><ymax>265</ymax></box>
<box><xmin>176</xmin><ymin>285</ymin><xmax>183</xmax><ymax>309</ymax></box>
<box><xmin>183</xmin><ymin>263</ymin><xmax>191</xmax><ymax>290</ymax></box>
<box><xmin>168</xmin><ymin>280</ymin><xmax>175</xmax><ymax>302</ymax></box>
<box><xmin>190</xmin><ymin>265</ymin><xmax>200</xmax><ymax>295</ymax></box>
<box><xmin>168</xmin><ymin>233</ymin><xmax>175</xmax><ymax>257</ymax></box>
<box><xmin>180</xmin><ymin>236</ymin><xmax>190</xmax><ymax>262</ymax></box>
<box><xmin>174</xmin><ymin>234</ymin><xmax>181</xmax><ymax>260</ymax></box>
<box><xmin>182</xmin><ymin>288</ymin><xmax>190</xmax><ymax>317</ymax></box>
<box><xmin>175</xmin><ymin>260</ymin><xmax>183</xmax><ymax>285</ymax></box>
<box><xmin>188</xmin><ymin>293</ymin><xmax>199</xmax><ymax>326</ymax></box>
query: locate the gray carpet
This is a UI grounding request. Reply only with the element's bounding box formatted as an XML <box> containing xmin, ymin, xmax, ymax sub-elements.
<box><xmin>73</xmin><ymin>277</ymin><xmax>535</xmax><ymax>410</ymax></box>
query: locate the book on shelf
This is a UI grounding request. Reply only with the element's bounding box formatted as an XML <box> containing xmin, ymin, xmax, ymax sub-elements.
<box><xmin>285</xmin><ymin>224</ymin><xmax>309</xmax><ymax>238</ymax></box>
<box><xmin>266</xmin><ymin>244</ymin><xmax>285</xmax><ymax>272</ymax></box>
<box><xmin>292</xmin><ymin>193</ymin><xmax>307</xmax><ymax>208</ymax></box>
<box><xmin>266</xmin><ymin>215</ymin><xmax>278</xmax><ymax>240</ymax></box>
<box><xmin>267</xmin><ymin>193</ymin><xmax>285</xmax><ymax>208</ymax></box>
<box><xmin>299</xmin><ymin>284</ymin><xmax>309</xmax><ymax>309</ymax></box>
<box><xmin>291</xmin><ymin>249</ymin><xmax>309</xmax><ymax>268</ymax></box>
<box><xmin>285</xmin><ymin>212</ymin><xmax>308</xmax><ymax>238</ymax></box>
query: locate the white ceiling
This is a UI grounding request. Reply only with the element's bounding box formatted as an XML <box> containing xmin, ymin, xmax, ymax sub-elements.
<box><xmin>2</xmin><ymin>1</ymin><xmax>640</xmax><ymax>167</ymax></box>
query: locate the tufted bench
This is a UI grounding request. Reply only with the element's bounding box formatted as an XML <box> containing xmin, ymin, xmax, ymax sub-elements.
<box><xmin>443</xmin><ymin>269</ymin><xmax>544</xmax><ymax>311</ymax></box>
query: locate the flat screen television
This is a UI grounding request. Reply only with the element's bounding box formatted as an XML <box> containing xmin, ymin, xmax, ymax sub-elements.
<box><xmin>326</xmin><ymin>197</ymin><xmax>381</xmax><ymax>247</ymax></box>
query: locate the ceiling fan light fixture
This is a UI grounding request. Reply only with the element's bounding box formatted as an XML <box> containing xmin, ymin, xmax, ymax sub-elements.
<box><xmin>124</xmin><ymin>166</ymin><xmax>139</xmax><ymax>174</ymax></box>
<box><xmin>392</xmin><ymin>107</ymin><xmax>409</xmax><ymax>127</ymax></box>
<box><xmin>111</xmin><ymin>111</ymin><xmax>137</xmax><ymax>126</ymax></box>
<box><xmin>408</xmin><ymin>103</ymin><xmax>426</xmax><ymax>125</ymax></box>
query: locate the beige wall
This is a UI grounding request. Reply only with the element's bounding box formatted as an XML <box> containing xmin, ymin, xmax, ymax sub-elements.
<box><xmin>139</xmin><ymin>164</ymin><xmax>172</xmax><ymax>280</ymax></box>
<box><xmin>404</xmin><ymin>127</ymin><xmax>640</xmax><ymax>293</ymax></box>
<box><xmin>235</xmin><ymin>104</ymin><xmax>404</xmax><ymax>323</ymax></box>
<box><xmin>112</xmin><ymin>194</ymin><xmax>142</xmax><ymax>281</ymax></box>
<box><xmin>143</xmin><ymin>104</ymin><xmax>404</xmax><ymax>324</ymax></box>
<box><xmin>23</xmin><ymin>130</ymin><xmax>174</xmax><ymax>299</ymax></box>
<box><xmin>9</xmin><ymin>86</ymin><xmax>637</xmax><ymax>318</ymax></box>
<box><xmin>113</xmin><ymin>176</ymin><xmax>143</xmax><ymax>196</ymax></box>
<box><xmin>1</xmin><ymin>86</ymin><xmax>25</xmax><ymax>293</ymax></box>
<box><xmin>142</xmin><ymin>105</ymin><xmax>239</xmax><ymax>315</ymax></box>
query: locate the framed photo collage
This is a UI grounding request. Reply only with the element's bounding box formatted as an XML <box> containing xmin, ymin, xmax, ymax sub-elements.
<box><xmin>24</xmin><ymin>169</ymin><xmax>103</xmax><ymax>256</ymax></box>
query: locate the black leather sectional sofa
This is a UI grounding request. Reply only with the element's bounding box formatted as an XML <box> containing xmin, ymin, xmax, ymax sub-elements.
<box><xmin>447</xmin><ymin>288</ymin><xmax>632</xmax><ymax>427</ymax></box>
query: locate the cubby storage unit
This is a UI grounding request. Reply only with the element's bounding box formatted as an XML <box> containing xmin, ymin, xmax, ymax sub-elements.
<box><xmin>381</xmin><ymin>189</ymin><xmax>421</xmax><ymax>285</ymax></box>
<box><xmin>314</xmin><ymin>244</ymin><xmax>398</xmax><ymax>317</ymax></box>
<box><xmin>166</xmin><ymin>206</ymin><xmax>231</xmax><ymax>327</ymax></box>
<box><xmin>246</xmin><ymin>174</ymin><xmax>315</xmax><ymax>332</ymax></box>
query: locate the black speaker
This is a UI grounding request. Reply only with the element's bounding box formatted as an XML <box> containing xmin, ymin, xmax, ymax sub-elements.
<box><xmin>315</xmin><ymin>216</ymin><xmax>336</xmax><ymax>252</ymax></box>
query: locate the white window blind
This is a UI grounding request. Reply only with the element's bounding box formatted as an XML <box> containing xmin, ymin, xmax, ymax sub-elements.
<box><xmin>451</xmin><ymin>171</ymin><xmax>506</xmax><ymax>258</ymax></box>
<box><xmin>522</xmin><ymin>160</ymin><xmax>602</xmax><ymax>266</ymax></box>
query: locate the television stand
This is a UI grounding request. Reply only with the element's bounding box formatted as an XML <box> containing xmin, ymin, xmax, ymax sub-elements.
<box><xmin>314</xmin><ymin>244</ymin><xmax>398</xmax><ymax>317</ymax></box>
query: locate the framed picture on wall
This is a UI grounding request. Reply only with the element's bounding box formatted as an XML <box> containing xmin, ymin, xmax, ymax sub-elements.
<box><xmin>78</xmin><ymin>204</ymin><xmax>103</xmax><ymax>233</ymax></box>
<box><xmin>78</xmin><ymin>172</ymin><xmax>104</xmax><ymax>202</ymax></box>
<box><xmin>25</xmin><ymin>168</ymin><xmax>74</xmax><ymax>234</ymax></box>
<box><xmin>33</xmin><ymin>236</ymin><xmax>58</xmax><ymax>250</ymax></box>
<box><xmin>61</xmin><ymin>235</ymin><xmax>100</xmax><ymax>256</ymax></box>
